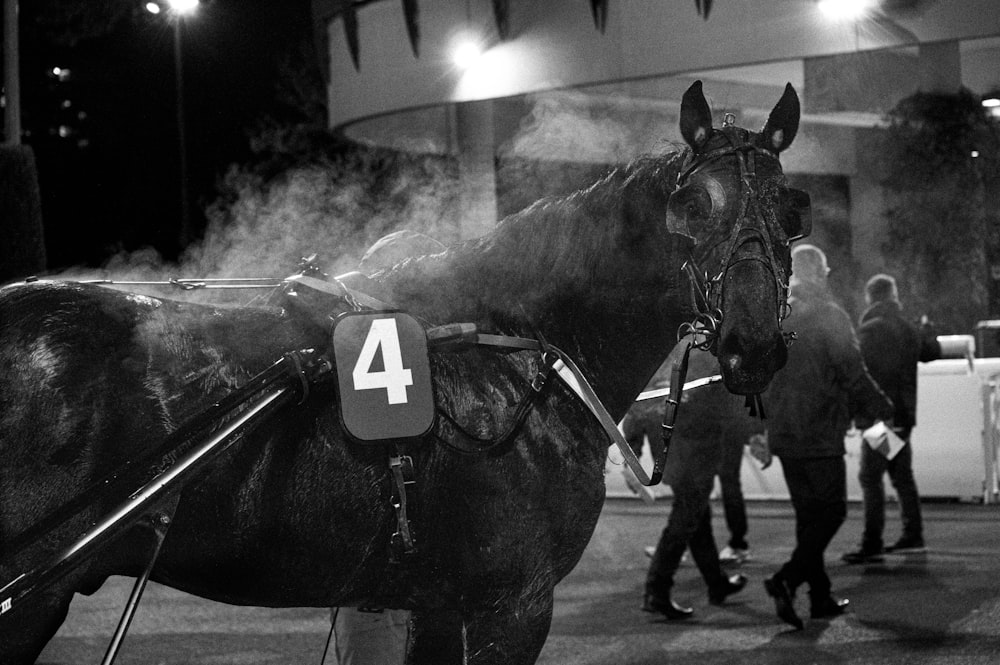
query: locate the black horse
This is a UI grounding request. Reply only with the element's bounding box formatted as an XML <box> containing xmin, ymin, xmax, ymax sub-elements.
<box><xmin>0</xmin><ymin>81</ymin><xmax>806</xmax><ymax>664</ymax></box>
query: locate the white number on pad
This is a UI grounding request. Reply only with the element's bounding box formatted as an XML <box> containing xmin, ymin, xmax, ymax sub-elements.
<box><xmin>352</xmin><ymin>318</ymin><xmax>414</xmax><ymax>404</ymax></box>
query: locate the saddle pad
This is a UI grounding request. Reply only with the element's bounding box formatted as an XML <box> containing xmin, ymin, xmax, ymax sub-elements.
<box><xmin>333</xmin><ymin>310</ymin><xmax>435</xmax><ymax>442</ymax></box>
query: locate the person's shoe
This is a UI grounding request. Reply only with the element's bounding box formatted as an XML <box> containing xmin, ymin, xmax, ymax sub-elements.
<box><xmin>841</xmin><ymin>547</ymin><xmax>885</xmax><ymax>564</ymax></box>
<box><xmin>885</xmin><ymin>536</ymin><xmax>926</xmax><ymax>553</ymax></box>
<box><xmin>642</xmin><ymin>594</ymin><xmax>694</xmax><ymax>620</ymax></box>
<box><xmin>719</xmin><ymin>545</ymin><xmax>750</xmax><ymax>565</ymax></box>
<box><xmin>763</xmin><ymin>575</ymin><xmax>803</xmax><ymax>630</ymax></box>
<box><xmin>810</xmin><ymin>596</ymin><xmax>850</xmax><ymax>619</ymax></box>
<box><xmin>709</xmin><ymin>573</ymin><xmax>748</xmax><ymax>605</ymax></box>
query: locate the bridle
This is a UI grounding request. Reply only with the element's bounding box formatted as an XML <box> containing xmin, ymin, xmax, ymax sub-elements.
<box><xmin>671</xmin><ymin>115</ymin><xmax>802</xmax><ymax>354</ymax></box>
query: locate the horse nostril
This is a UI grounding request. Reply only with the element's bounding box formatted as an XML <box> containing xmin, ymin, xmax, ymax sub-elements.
<box><xmin>720</xmin><ymin>329</ymin><xmax>786</xmax><ymax>378</ymax></box>
<box><xmin>723</xmin><ymin>353</ymin><xmax>742</xmax><ymax>373</ymax></box>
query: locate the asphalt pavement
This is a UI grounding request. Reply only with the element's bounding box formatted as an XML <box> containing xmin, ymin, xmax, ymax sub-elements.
<box><xmin>38</xmin><ymin>498</ymin><xmax>1000</xmax><ymax>665</ymax></box>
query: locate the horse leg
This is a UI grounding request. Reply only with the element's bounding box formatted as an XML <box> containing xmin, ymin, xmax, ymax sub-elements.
<box><xmin>406</xmin><ymin>608</ymin><xmax>464</xmax><ymax>664</ymax></box>
<box><xmin>462</xmin><ymin>588</ymin><xmax>555</xmax><ymax>665</ymax></box>
<box><xmin>0</xmin><ymin>588</ymin><xmax>74</xmax><ymax>665</ymax></box>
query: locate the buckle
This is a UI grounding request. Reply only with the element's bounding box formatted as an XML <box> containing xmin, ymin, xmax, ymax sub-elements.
<box><xmin>389</xmin><ymin>455</ymin><xmax>415</xmax><ymax>485</ymax></box>
<box><xmin>531</xmin><ymin>352</ymin><xmax>556</xmax><ymax>392</ymax></box>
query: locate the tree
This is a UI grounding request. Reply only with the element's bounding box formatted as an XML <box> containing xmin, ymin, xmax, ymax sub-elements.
<box><xmin>29</xmin><ymin>0</ymin><xmax>134</xmax><ymax>45</ymax></box>
<box><xmin>876</xmin><ymin>89</ymin><xmax>1000</xmax><ymax>333</ymax></box>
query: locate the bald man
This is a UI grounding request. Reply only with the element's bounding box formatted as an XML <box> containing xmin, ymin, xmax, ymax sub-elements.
<box><xmin>760</xmin><ymin>244</ymin><xmax>893</xmax><ymax>629</ymax></box>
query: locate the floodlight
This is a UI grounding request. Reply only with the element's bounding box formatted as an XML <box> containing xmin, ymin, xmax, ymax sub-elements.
<box><xmin>453</xmin><ymin>38</ymin><xmax>485</xmax><ymax>71</ymax></box>
<box><xmin>167</xmin><ymin>0</ymin><xmax>199</xmax><ymax>16</ymax></box>
<box><xmin>817</xmin><ymin>0</ymin><xmax>875</xmax><ymax>20</ymax></box>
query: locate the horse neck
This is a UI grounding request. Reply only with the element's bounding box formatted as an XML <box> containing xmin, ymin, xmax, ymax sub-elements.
<box><xmin>378</xmin><ymin>157</ymin><xmax>692</xmax><ymax>419</ymax></box>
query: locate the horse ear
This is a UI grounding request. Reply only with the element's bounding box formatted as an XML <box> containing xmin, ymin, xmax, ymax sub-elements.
<box><xmin>761</xmin><ymin>83</ymin><xmax>800</xmax><ymax>153</ymax></box>
<box><xmin>680</xmin><ymin>80</ymin><xmax>713</xmax><ymax>153</ymax></box>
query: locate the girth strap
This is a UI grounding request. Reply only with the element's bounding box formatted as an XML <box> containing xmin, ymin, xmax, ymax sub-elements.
<box><xmin>388</xmin><ymin>447</ymin><xmax>417</xmax><ymax>558</ymax></box>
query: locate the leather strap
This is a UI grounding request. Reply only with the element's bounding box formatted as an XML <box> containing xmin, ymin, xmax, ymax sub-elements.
<box><xmin>453</xmin><ymin>331</ymin><xmax>701</xmax><ymax>487</ymax></box>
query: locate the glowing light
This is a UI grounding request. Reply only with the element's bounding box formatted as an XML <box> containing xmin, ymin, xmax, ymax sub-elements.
<box><xmin>145</xmin><ymin>2</ymin><xmax>162</xmax><ymax>14</ymax></box>
<box><xmin>817</xmin><ymin>0</ymin><xmax>876</xmax><ymax>20</ymax></box>
<box><xmin>971</xmin><ymin>150</ymin><xmax>980</xmax><ymax>158</ymax></box>
<box><xmin>167</xmin><ymin>0</ymin><xmax>199</xmax><ymax>15</ymax></box>
<box><xmin>452</xmin><ymin>37</ymin><xmax>485</xmax><ymax>71</ymax></box>
<box><xmin>982</xmin><ymin>97</ymin><xmax>1000</xmax><ymax>108</ymax></box>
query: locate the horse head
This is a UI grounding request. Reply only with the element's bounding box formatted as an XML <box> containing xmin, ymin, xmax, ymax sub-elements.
<box><xmin>669</xmin><ymin>80</ymin><xmax>810</xmax><ymax>395</ymax></box>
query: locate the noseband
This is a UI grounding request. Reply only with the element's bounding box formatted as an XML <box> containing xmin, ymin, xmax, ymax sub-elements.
<box><xmin>673</xmin><ymin>118</ymin><xmax>796</xmax><ymax>353</ymax></box>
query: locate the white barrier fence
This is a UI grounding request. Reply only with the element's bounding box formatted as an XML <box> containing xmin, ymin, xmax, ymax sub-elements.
<box><xmin>980</xmin><ymin>373</ymin><xmax>1000</xmax><ymax>503</ymax></box>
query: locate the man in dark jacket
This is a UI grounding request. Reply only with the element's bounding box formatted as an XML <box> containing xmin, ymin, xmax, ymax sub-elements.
<box><xmin>761</xmin><ymin>245</ymin><xmax>894</xmax><ymax>630</ymax></box>
<box><xmin>626</xmin><ymin>347</ymin><xmax>751</xmax><ymax>620</ymax></box>
<box><xmin>842</xmin><ymin>274</ymin><xmax>941</xmax><ymax>564</ymax></box>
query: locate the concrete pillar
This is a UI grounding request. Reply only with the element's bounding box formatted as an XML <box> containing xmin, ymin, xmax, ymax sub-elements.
<box><xmin>452</xmin><ymin>100</ymin><xmax>497</xmax><ymax>239</ymax></box>
<box><xmin>918</xmin><ymin>40</ymin><xmax>962</xmax><ymax>94</ymax></box>
<box><xmin>3</xmin><ymin>0</ymin><xmax>21</xmax><ymax>145</ymax></box>
<box><xmin>803</xmin><ymin>50</ymin><xmax>919</xmax><ymax>114</ymax></box>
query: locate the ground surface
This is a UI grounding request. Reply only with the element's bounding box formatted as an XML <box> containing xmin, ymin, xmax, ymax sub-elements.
<box><xmin>36</xmin><ymin>498</ymin><xmax>1000</xmax><ymax>664</ymax></box>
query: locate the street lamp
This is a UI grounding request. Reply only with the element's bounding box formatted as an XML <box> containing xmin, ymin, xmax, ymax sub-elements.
<box><xmin>3</xmin><ymin>0</ymin><xmax>22</xmax><ymax>144</ymax></box>
<box><xmin>146</xmin><ymin>0</ymin><xmax>199</xmax><ymax>248</ymax></box>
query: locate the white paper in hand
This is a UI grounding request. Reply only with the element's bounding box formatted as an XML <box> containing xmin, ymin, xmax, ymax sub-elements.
<box><xmin>862</xmin><ymin>421</ymin><xmax>907</xmax><ymax>460</ymax></box>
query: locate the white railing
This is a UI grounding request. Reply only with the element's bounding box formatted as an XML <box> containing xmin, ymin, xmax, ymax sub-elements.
<box><xmin>980</xmin><ymin>374</ymin><xmax>1000</xmax><ymax>504</ymax></box>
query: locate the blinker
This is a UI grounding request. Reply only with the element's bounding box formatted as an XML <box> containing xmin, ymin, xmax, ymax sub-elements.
<box><xmin>664</xmin><ymin>179</ymin><xmax>727</xmax><ymax>241</ymax></box>
<box><xmin>782</xmin><ymin>188</ymin><xmax>812</xmax><ymax>241</ymax></box>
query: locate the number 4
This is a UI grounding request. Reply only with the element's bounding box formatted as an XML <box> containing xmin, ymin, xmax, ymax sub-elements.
<box><xmin>352</xmin><ymin>318</ymin><xmax>413</xmax><ymax>404</ymax></box>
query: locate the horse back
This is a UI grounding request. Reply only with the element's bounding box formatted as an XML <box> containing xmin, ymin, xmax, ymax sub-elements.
<box><xmin>0</xmin><ymin>281</ymin><xmax>319</xmax><ymax>572</ymax></box>
<box><xmin>0</xmin><ymin>280</ymin><xmax>608</xmax><ymax>613</ymax></box>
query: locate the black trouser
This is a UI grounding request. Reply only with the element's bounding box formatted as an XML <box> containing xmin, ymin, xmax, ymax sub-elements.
<box><xmin>645</xmin><ymin>476</ymin><xmax>726</xmax><ymax>598</ymax></box>
<box><xmin>777</xmin><ymin>455</ymin><xmax>846</xmax><ymax>601</ymax></box>
<box><xmin>859</xmin><ymin>439</ymin><xmax>922</xmax><ymax>551</ymax></box>
<box><xmin>717</xmin><ymin>437</ymin><xmax>748</xmax><ymax>550</ymax></box>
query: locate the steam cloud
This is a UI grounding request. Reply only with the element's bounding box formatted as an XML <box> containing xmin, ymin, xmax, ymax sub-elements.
<box><xmin>49</xmin><ymin>87</ymin><xmax>677</xmax><ymax>303</ymax></box>
<box><xmin>51</xmin><ymin>148</ymin><xmax>462</xmax><ymax>303</ymax></box>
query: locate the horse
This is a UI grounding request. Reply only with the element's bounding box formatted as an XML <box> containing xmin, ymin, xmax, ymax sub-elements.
<box><xmin>0</xmin><ymin>80</ymin><xmax>807</xmax><ymax>664</ymax></box>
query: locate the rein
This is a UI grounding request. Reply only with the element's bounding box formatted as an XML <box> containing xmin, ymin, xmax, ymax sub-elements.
<box><xmin>668</xmin><ymin>119</ymin><xmax>800</xmax><ymax>423</ymax></box>
<box><xmin>85</xmin><ymin>271</ymin><xmax>693</xmax><ymax>486</ymax></box>
<box><xmin>267</xmin><ymin>271</ymin><xmax>703</xmax><ymax>485</ymax></box>
<box><xmin>638</xmin><ymin>120</ymin><xmax>796</xmax><ymax>480</ymax></box>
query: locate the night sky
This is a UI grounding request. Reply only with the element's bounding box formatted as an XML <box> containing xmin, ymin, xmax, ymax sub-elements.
<box><xmin>16</xmin><ymin>0</ymin><xmax>320</xmax><ymax>270</ymax></box>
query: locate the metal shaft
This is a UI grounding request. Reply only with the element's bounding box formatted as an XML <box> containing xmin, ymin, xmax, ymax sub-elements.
<box><xmin>0</xmin><ymin>386</ymin><xmax>292</xmax><ymax>620</ymax></box>
<box><xmin>100</xmin><ymin>513</ymin><xmax>172</xmax><ymax>665</ymax></box>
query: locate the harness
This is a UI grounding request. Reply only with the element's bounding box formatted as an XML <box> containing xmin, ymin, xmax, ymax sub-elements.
<box><xmin>668</xmin><ymin>115</ymin><xmax>809</xmax><ymax>419</ymax></box>
<box><xmin>278</xmin><ymin>268</ymin><xmax>670</xmax><ymax>610</ymax></box>
<box><xmin>74</xmin><ymin>122</ymin><xmax>811</xmax><ymax>610</ymax></box>
<box><xmin>673</xmin><ymin>116</ymin><xmax>798</xmax><ymax>354</ymax></box>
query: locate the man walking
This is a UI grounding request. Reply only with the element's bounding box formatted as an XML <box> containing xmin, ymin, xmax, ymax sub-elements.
<box><xmin>760</xmin><ymin>245</ymin><xmax>893</xmax><ymax>629</ymax></box>
<box><xmin>842</xmin><ymin>274</ymin><xmax>941</xmax><ymax>564</ymax></box>
<box><xmin>627</xmin><ymin>348</ymin><xmax>749</xmax><ymax>620</ymax></box>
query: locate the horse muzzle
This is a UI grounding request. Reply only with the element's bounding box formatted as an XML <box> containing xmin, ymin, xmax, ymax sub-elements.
<box><xmin>717</xmin><ymin>328</ymin><xmax>787</xmax><ymax>395</ymax></box>
<box><xmin>715</xmin><ymin>249</ymin><xmax>789</xmax><ymax>395</ymax></box>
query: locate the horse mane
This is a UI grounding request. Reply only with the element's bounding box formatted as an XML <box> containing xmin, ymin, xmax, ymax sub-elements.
<box><xmin>374</xmin><ymin>147</ymin><xmax>690</xmax><ymax>332</ymax></box>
